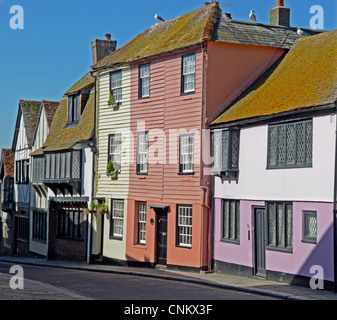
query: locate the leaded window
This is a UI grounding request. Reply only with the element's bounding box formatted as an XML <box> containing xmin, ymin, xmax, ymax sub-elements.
<box><xmin>212</xmin><ymin>129</ymin><xmax>240</xmax><ymax>175</ymax></box>
<box><xmin>268</xmin><ymin>120</ymin><xmax>312</xmax><ymax>168</ymax></box>
<box><xmin>110</xmin><ymin>70</ymin><xmax>122</xmax><ymax>103</ymax></box>
<box><xmin>110</xmin><ymin>199</ymin><xmax>124</xmax><ymax>239</ymax></box>
<box><xmin>177</xmin><ymin>205</ymin><xmax>192</xmax><ymax>248</ymax></box>
<box><xmin>182</xmin><ymin>53</ymin><xmax>196</xmax><ymax>94</ymax></box>
<box><xmin>267</xmin><ymin>202</ymin><xmax>293</xmax><ymax>251</ymax></box>
<box><xmin>222</xmin><ymin>200</ymin><xmax>240</xmax><ymax>243</ymax></box>
<box><xmin>303</xmin><ymin>211</ymin><xmax>317</xmax><ymax>243</ymax></box>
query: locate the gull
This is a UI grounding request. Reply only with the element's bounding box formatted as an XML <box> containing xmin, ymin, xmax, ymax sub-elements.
<box><xmin>155</xmin><ymin>14</ymin><xmax>165</xmax><ymax>22</ymax></box>
<box><xmin>249</xmin><ymin>10</ymin><xmax>256</xmax><ymax>22</ymax></box>
<box><xmin>297</xmin><ymin>28</ymin><xmax>307</xmax><ymax>36</ymax></box>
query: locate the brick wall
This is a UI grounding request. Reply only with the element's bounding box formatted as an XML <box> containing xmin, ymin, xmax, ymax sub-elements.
<box><xmin>48</xmin><ymin>203</ymin><xmax>88</xmax><ymax>262</ymax></box>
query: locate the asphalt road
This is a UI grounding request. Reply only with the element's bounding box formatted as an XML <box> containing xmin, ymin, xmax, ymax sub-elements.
<box><xmin>0</xmin><ymin>261</ymin><xmax>276</xmax><ymax>301</ymax></box>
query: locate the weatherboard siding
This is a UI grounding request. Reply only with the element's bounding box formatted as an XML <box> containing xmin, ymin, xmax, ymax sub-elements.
<box><xmin>126</xmin><ymin>49</ymin><xmax>208</xmax><ymax>269</ymax></box>
<box><xmin>128</xmin><ymin>50</ymin><xmax>203</xmax><ymax>202</ymax></box>
<box><xmin>95</xmin><ymin>66</ymin><xmax>131</xmax><ymax>261</ymax></box>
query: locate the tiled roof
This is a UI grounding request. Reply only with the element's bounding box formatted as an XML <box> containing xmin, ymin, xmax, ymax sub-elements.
<box><xmin>212</xmin><ymin>30</ymin><xmax>337</xmax><ymax>125</ymax></box>
<box><xmin>212</xmin><ymin>11</ymin><xmax>320</xmax><ymax>49</ymax></box>
<box><xmin>92</xmin><ymin>3</ymin><xmax>219</xmax><ymax>69</ymax></box>
<box><xmin>64</xmin><ymin>71</ymin><xmax>95</xmax><ymax>95</ymax></box>
<box><xmin>92</xmin><ymin>3</ymin><xmax>320</xmax><ymax>71</ymax></box>
<box><xmin>42</xmin><ymin>100</ymin><xmax>59</xmax><ymax>127</ymax></box>
<box><xmin>19</xmin><ymin>100</ymin><xmax>42</xmax><ymax>148</ymax></box>
<box><xmin>1</xmin><ymin>148</ymin><xmax>14</xmax><ymax>178</ymax></box>
<box><xmin>42</xmin><ymin>72</ymin><xmax>95</xmax><ymax>152</ymax></box>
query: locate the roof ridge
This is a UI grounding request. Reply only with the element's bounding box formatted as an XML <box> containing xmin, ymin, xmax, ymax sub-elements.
<box><xmin>202</xmin><ymin>2</ymin><xmax>219</xmax><ymax>41</ymax></box>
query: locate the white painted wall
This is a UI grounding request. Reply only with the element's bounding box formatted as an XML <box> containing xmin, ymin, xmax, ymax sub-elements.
<box><xmin>14</xmin><ymin>113</ymin><xmax>30</xmax><ymax>206</ymax></box>
<box><xmin>214</xmin><ymin>113</ymin><xmax>336</xmax><ymax>203</ymax></box>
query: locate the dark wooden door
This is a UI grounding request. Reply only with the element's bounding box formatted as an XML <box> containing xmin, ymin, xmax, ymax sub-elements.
<box><xmin>255</xmin><ymin>208</ymin><xmax>267</xmax><ymax>277</ymax></box>
<box><xmin>156</xmin><ymin>209</ymin><xmax>167</xmax><ymax>266</ymax></box>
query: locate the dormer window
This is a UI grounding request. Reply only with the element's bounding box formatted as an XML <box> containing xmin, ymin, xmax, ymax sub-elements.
<box><xmin>67</xmin><ymin>93</ymin><xmax>81</xmax><ymax>125</ymax></box>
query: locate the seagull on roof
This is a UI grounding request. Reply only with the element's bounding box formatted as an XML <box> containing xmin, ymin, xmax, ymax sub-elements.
<box><xmin>249</xmin><ymin>10</ymin><xmax>256</xmax><ymax>22</ymax></box>
<box><xmin>297</xmin><ymin>28</ymin><xmax>307</xmax><ymax>36</ymax></box>
<box><xmin>155</xmin><ymin>14</ymin><xmax>165</xmax><ymax>22</ymax></box>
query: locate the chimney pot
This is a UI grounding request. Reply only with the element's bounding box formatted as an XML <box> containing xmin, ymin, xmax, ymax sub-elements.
<box><xmin>276</xmin><ymin>0</ymin><xmax>284</xmax><ymax>7</ymax></box>
<box><xmin>105</xmin><ymin>33</ymin><xmax>111</xmax><ymax>40</ymax></box>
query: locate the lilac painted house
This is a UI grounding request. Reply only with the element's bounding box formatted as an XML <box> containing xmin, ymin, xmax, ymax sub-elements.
<box><xmin>210</xmin><ymin>30</ymin><xmax>337</xmax><ymax>290</ymax></box>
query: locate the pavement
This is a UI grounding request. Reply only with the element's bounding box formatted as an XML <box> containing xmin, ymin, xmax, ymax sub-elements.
<box><xmin>0</xmin><ymin>255</ymin><xmax>337</xmax><ymax>300</ymax></box>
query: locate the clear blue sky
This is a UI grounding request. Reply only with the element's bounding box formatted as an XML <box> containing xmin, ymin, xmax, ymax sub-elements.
<box><xmin>0</xmin><ymin>0</ymin><xmax>335</xmax><ymax>148</ymax></box>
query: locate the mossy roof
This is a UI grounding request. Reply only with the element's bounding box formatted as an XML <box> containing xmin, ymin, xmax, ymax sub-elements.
<box><xmin>41</xmin><ymin>72</ymin><xmax>95</xmax><ymax>152</ymax></box>
<box><xmin>92</xmin><ymin>3</ymin><xmax>320</xmax><ymax>71</ymax></box>
<box><xmin>92</xmin><ymin>3</ymin><xmax>219</xmax><ymax>69</ymax></box>
<box><xmin>212</xmin><ymin>29</ymin><xmax>337</xmax><ymax>126</ymax></box>
<box><xmin>0</xmin><ymin>148</ymin><xmax>14</xmax><ymax>178</ymax></box>
<box><xmin>42</xmin><ymin>100</ymin><xmax>60</xmax><ymax>127</ymax></box>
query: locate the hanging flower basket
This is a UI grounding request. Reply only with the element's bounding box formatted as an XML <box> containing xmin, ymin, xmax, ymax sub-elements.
<box><xmin>97</xmin><ymin>201</ymin><xmax>108</xmax><ymax>214</ymax></box>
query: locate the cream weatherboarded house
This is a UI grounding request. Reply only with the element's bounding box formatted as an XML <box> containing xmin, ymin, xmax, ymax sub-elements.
<box><xmin>91</xmin><ymin>37</ymin><xmax>131</xmax><ymax>264</ymax></box>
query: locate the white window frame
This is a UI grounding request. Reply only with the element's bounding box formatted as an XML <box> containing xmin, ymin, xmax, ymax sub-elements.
<box><xmin>110</xmin><ymin>199</ymin><xmax>124</xmax><ymax>239</ymax></box>
<box><xmin>110</xmin><ymin>70</ymin><xmax>122</xmax><ymax>103</ymax></box>
<box><xmin>182</xmin><ymin>53</ymin><xmax>196</xmax><ymax>94</ymax></box>
<box><xmin>109</xmin><ymin>133</ymin><xmax>122</xmax><ymax>171</ymax></box>
<box><xmin>179</xmin><ymin>134</ymin><xmax>194</xmax><ymax>174</ymax></box>
<box><xmin>137</xmin><ymin>132</ymin><xmax>149</xmax><ymax>174</ymax></box>
<box><xmin>139</xmin><ymin>64</ymin><xmax>150</xmax><ymax>98</ymax></box>
<box><xmin>138</xmin><ymin>202</ymin><xmax>147</xmax><ymax>245</ymax></box>
<box><xmin>177</xmin><ymin>205</ymin><xmax>192</xmax><ymax>248</ymax></box>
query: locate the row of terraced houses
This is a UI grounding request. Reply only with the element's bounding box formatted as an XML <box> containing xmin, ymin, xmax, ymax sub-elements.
<box><xmin>1</xmin><ymin>1</ymin><xmax>337</xmax><ymax>290</ymax></box>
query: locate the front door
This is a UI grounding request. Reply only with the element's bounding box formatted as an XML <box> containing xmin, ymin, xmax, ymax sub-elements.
<box><xmin>254</xmin><ymin>207</ymin><xmax>267</xmax><ymax>277</ymax></box>
<box><xmin>156</xmin><ymin>209</ymin><xmax>167</xmax><ymax>266</ymax></box>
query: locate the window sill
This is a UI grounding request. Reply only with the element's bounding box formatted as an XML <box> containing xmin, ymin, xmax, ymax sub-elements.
<box><xmin>180</xmin><ymin>91</ymin><xmax>195</xmax><ymax>97</ymax></box>
<box><xmin>301</xmin><ymin>238</ymin><xmax>317</xmax><ymax>244</ymax></box>
<box><xmin>266</xmin><ymin>164</ymin><xmax>312</xmax><ymax>170</ymax></box>
<box><xmin>176</xmin><ymin>245</ymin><xmax>192</xmax><ymax>249</ymax></box>
<box><xmin>220</xmin><ymin>238</ymin><xmax>240</xmax><ymax>245</ymax></box>
<box><xmin>178</xmin><ymin>172</ymin><xmax>195</xmax><ymax>176</ymax></box>
<box><xmin>133</xmin><ymin>244</ymin><xmax>147</xmax><ymax>250</ymax></box>
<box><xmin>266</xmin><ymin>245</ymin><xmax>293</xmax><ymax>253</ymax></box>
<box><xmin>108</xmin><ymin>102</ymin><xmax>122</xmax><ymax>108</ymax></box>
<box><xmin>109</xmin><ymin>236</ymin><xmax>123</xmax><ymax>241</ymax></box>
<box><xmin>136</xmin><ymin>172</ymin><xmax>148</xmax><ymax>176</ymax></box>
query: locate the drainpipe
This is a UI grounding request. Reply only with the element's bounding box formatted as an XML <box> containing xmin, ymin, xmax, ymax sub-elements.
<box><xmin>332</xmin><ymin>101</ymin><xmax>337</xmax><ymax>292</ymax></box>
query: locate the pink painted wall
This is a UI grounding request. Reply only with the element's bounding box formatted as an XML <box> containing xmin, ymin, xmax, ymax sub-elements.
<box><xmin>214</xmin><ymin>199</ymin><xmax>334</xmax><ymax>281</ymax></box>
<box><xmin>213</xmin><ymin>198</ymin><xmax>264</xmax><ymax>267</ymax></box>
<box><xmin>266</xmin><ymin>202</ymin><xmax>334</xmax><ymax>281</ymax></box>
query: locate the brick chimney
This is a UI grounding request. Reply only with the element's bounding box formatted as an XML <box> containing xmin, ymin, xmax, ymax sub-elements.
<box><xmin>91</xmin><ymin>33</ymin><xmax>117</xmax><ymax>64</ymax></box>
<box><xmin>270</xmin><ymin>0</ymin><xmax>290</xmax><ymax>27</ymax></box>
